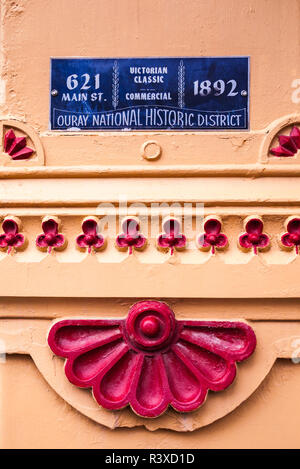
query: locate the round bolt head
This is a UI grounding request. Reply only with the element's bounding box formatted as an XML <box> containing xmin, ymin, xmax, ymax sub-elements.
<box><xmin>241</xmin><ymin>90</ymin><xmax>248</xmax><ymax>97</ymax></box>
<box><xmin>51</xmin><ymin>89</ymin><xmax>58</xmax><ymax>97</ymax></box>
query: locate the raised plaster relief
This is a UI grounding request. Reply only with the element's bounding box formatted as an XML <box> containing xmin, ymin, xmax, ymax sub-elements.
<box><xmin>270</xmin><ymin>126</ymin><xmax>300</xmax><ymax>157</ymax></box>
<box><xmin>5</xmin><ymin>214</ymin><xmax>300</xmax><ymax>258</ymax></box>
<box><xmin>76</xmin><ymin>217</ymin><xmax>106</xmax><ymax>253</ymax></box>
<box><xmin>0</xmin><ymin>120</ymin><xmax>44</xmax><ymax>166</ymax></box>
<box><xmin>48</xmin><ymin>300</ymin><xmax>256</xmax><ymax>418</ymax></box>
<box><xmin>1</xmin><ymin>318</ymin><xmax>299</xmax><ymax>431</ymax></box>
<box><xmin>36</xmin><ymin>216</ymin><xmax>66</xmax><ymax>253</ymax></box>
<box><xmin>280</xmin><ymin>217</ymin><xmax>300</xmax><ymax>254</ymax></box>
<box><xmin>141</xmin><ymin>140</ymin><xmax>162</xmax><ymax>161</ymax></box>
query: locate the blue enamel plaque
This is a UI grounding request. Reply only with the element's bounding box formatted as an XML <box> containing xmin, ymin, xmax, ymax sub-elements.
<box><xmin>50</xmin><ymin>57</ymin><xmax>249</xmax><ymax>131</ymax></box>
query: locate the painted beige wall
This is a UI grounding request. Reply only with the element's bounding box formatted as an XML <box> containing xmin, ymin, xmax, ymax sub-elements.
<box><xmin>0</xmin><ymin>0</ymin><xmax>300</xmax><ymax>448</ymax></box>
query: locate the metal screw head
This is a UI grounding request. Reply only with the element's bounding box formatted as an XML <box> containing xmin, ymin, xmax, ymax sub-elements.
<box><xmin>241</xmin><ymin>90</ymin><xmax>248</xmax><ymax>97</ymax></box>
<box><xmin>51</xmin><ymin>89</ymin><xmax>58</xmax><ymax>97</ymax></box>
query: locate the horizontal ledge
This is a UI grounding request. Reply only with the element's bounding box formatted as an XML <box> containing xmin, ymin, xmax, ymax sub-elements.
<box><xmin>1</xmin><ymin>164</ymin><xmax>300</xmax><ymax>179</ymax></box>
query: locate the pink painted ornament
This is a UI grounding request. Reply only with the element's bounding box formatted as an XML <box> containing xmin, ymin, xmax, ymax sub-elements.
<box><xmin>3</xmin><ymin>129</ymin><xmax>34</xmax><ymax>160</ymax></box>
<box><xmin>116</xmin><ymin>218</ymin><xmax>146</xmax><ymax>254</ymax></box>
<box><xmin>290</xmin><ymin>126</ymin><xmax>300</xmax><ymax>148</ymax></box>
<box><xmin>76</xmin><ymin>218</ymin><xmax>105</xmax><ymax>253</ymax></box>
<box><xmin>36</xmin><ymin>217</ymin><xmax>66</xmax><ymax>253</ymax></box>
<box><xmin>0</xmin><ymin>217</ymin><xmax>25</xmax><ymax>254</ymax></box>
<box><xmin>281</xmin><ymin>217</ymin><xmax>300</xmax><ymax>254</ymax></box>
<box><xmin>270</xmin><ymin>126</ymin><xmax>300</xmax><ymax>157</ymax></box>
<box><xmin>157</xmin><ymin>218</ymin><xmax>186</xmax><ymax>255</ymax></box>
<box><xmin>48</xmin><ymin>301</ymin><xmax>256</xmax><ymax>418</ymax></box>
<box><xmin>197</xmin><ymin>217</ymin><xmax>228</xmax><ymax>254</ymax></box>
<box><xmin>239</xmin><ymin>217</ymin><xmax>270</xmax><ymax>255</ymax></box>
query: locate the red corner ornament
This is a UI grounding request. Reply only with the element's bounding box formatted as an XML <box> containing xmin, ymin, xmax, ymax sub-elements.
<box><xmin>197</xmin><ymin>217</ymin><xmax>228</xmax><ymax>254</ymax></box>
<box><xmin>36</xmin><ymin>216</ymin><xmax>66</xmax><ymax>253</ymax></box>
<box><xmin>3</xmin><ymin>129</ymin><xmax>34</xmax><ymax>160</ymax></box>
<box><xmin>157</xmin><ymin>218</ymin><xmax>186</xmax><ymax>255</ymax></box>
<box><xmin>76</xmin><ymin>217</ymin><xmax>106</xmax><ymax>253</ymax></box>
<box><xmin>48</xmin><ymin>301</ymin><xmax>256</xmax><ymax>418</ymax></box>
<box><xmin>238</xmin><ymin>217</ymin><xmax>270</xmax><ymax>255</ymax></box>
<box><xmin>280</xmin><ymin>217</ymin><xmax>300</xmax><ymax>254</ymax></box>
<box><xmin>270</xmin><ymin>126</ymin><xmax>300</xmax><ymax>157</ymax></box>
<box><xmin>0</xmin><ymin>216</ymin><xmax>25</xmax><ymax>254</ymax></box>
<box><xmin>116</xmin><ymin>217</ymin><xmax>146</xmax><ymax>254</ymax></box>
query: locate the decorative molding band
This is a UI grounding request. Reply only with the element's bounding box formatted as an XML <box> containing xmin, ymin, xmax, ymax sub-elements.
<box><xmin>36</xmin><ymin>216</ymin><xmax>66</xmax><ymax>253</ymax></box>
